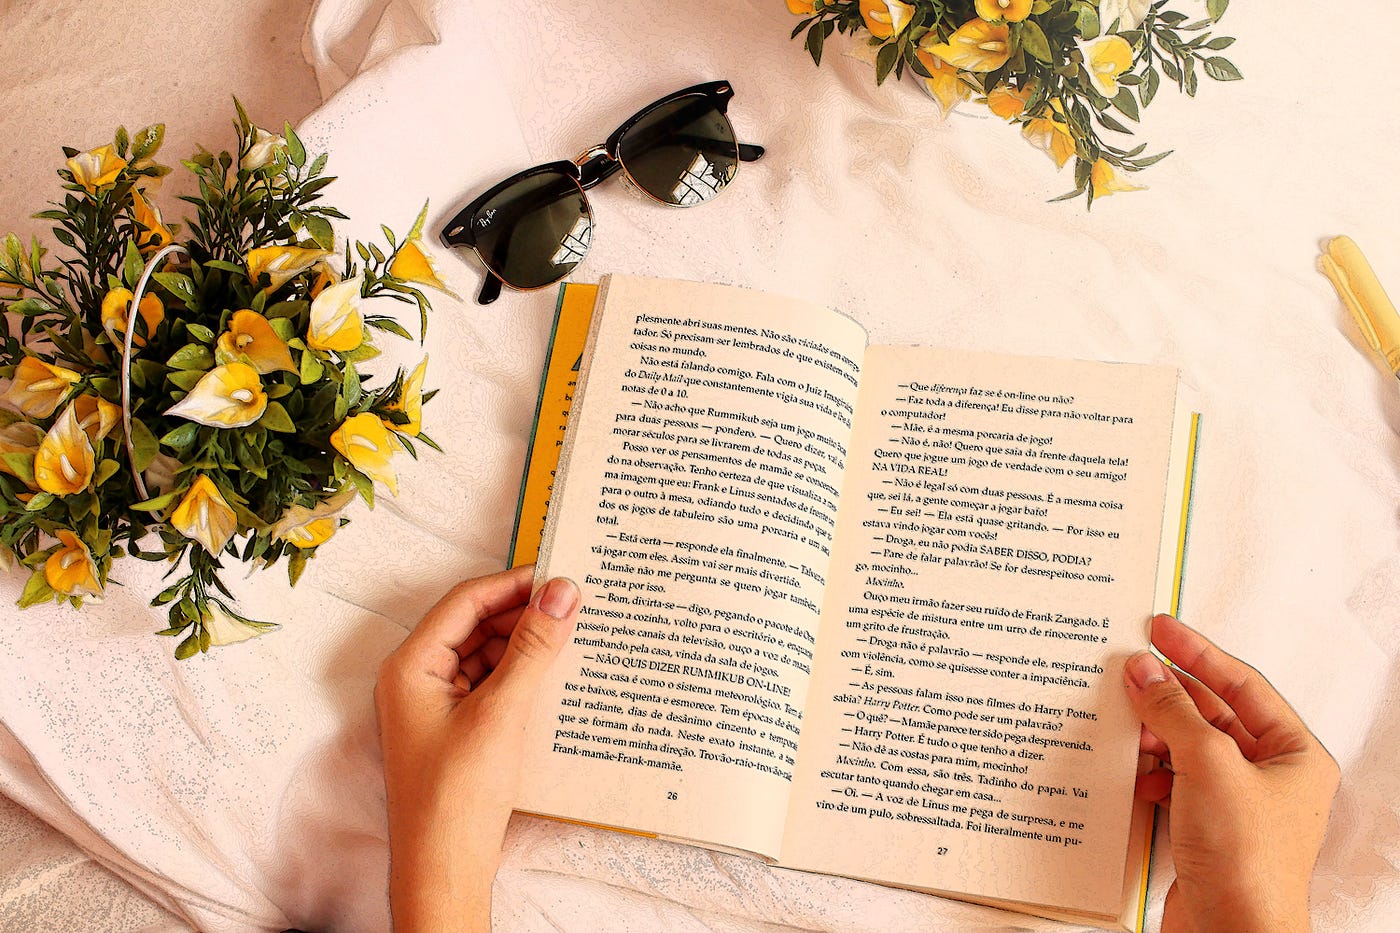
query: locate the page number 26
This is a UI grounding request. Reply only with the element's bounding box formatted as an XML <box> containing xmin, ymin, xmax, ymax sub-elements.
<box><xmin>667</xmin><ymin>791</ymin><xmax>678</xmax><ymax>801</ymax></box>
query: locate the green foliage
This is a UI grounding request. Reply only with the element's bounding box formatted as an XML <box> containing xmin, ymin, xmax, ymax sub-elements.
<box><xmin>0</xmin><ymin>103</ymin><xmax>442</xmax><ymax>657</ymax></box>
<box><xmin>786</xmin><ymin>0</ymin><xmax>1242</xmax><ymax>207</ymax></box>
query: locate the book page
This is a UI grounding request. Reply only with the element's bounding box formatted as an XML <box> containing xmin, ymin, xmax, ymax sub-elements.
<box><xmin>520</xmin><ymin>275</ymin><xmax>868</xmax><ymax>859</ymax></box>
<box><xmin>781</xmin><ymin>346</ymin><xmax>1180</xmax><ymax>917</ymax></box>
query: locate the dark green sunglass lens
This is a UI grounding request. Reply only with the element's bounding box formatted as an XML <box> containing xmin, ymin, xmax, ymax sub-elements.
<box><xmin>473</xmin><ymin>172</ymin><xmax>592</xmax><ymax>289</ymax></box>
<box><xmin>618</xmin><ymin>95</ymin><xmax>738</xmax><ymax>206</ymax></box>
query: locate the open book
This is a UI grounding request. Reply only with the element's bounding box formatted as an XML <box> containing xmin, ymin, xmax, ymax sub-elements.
<box><xmin>510</xmin><ymin>275</ymin><xmax>1199</xmax><ymax>930</ymax></box>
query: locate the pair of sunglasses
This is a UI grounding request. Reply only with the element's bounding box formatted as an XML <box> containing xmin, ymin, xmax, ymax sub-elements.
<box><xmin>439</xmin><ymin>80</ymin><xmax>765</xmax><ymax>305</ymax></box>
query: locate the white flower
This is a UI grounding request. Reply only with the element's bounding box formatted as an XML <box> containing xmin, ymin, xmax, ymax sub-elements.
<box><xmin>241</xmin><ymin>127</ymin><xmax>286</xmax><ymax>172</ymax></box>
<box><xmin>202</xmin><ymin>601</ymin><xmax>279</xmax><ymax>646</ymax></box>
<box><xmin>1097</xmin><ymin>0</ymin><xmax>1150</xmax><ymax>31</ymax></box>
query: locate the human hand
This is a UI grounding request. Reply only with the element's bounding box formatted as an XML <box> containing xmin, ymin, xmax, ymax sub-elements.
<box><xmin>1125</xmin><ymin>614</ymin><xmax>1340</xmax><ymax>933</ymax></box>
<box><xmin>375</xmin><ymin>566</ymin><xmax>580</xmax><ymax>933</ymax></box>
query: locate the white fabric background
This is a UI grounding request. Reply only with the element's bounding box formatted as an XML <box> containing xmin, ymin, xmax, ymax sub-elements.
<box><xmin>2</xmin><ymin>1</ymin><xmax>1398</xmax><ymax>931</ymax></box>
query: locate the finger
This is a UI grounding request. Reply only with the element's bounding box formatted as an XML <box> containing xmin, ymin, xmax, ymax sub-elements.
<box><xmin>1124</xmin><ymin>651</ymin><xmax>1233</xmax><ymax>767</ymax></box>
<box><xmin>453</xmin><ymin>605</ymin><xmax>526</xmax><ymax>663</ymax></box>
<box><xmin>1151</xmin><ymin>614</ymin><xmax>1307</xmax><ymax>743</ymax></box>
<box><xmin>1138</xmin><ymin>724</ymin><xmax>1170</xmax><ymax>761</ymax></box>
<box><xmin>1173</xmin><ymin>666</ymin><xmax>1259</xmax><ymax>758</ymax></box>
<box><xmin>458</xmin><ymin>637</ymin><xmax>509</xmax><ymax>688</ymax></box>
<box><xmin>489</xmin><ymin>578</ymin><xmax>581</xmax><ymax>707</ymax></box>
<box><xmin>1135</xmin><ymin>767</ymin><xmax>1173</xmax><ymax>805</ymax></box>
<box><xmin>403</xmin><ymin>565</ymin><xmax>535</xmax><ymax>659</ymax></box>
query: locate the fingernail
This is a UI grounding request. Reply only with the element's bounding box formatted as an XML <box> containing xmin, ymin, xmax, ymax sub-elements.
<box><xmin>1126</xmin><ymin>652</ymin><xmax>1168</xmax><ymax>689</ymax></box>
<box><xmin>537</xmin><ymin>578</ymin><xmax>580</xmax><ymax>620</ymax></box>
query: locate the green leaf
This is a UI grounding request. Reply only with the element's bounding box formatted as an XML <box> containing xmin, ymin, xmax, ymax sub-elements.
<box><xmin>1206</xmin><ymin>0</ymin><xmax>1229</xmax><ymax>21</ymax></box>
<box><xmin>266</xmin><ymin>300</ymin><xmax>308</xmax><ymax>321</ymax></box>
<box><xmin>1140</xmin><ymin>67</ymin><xmax>1161</xmax><ymax>107</ymax></box>
<box><xmin>284</xmin><ymin>124</ymin><xmax>307</xmax><ymax>168</ymax></box>
<box><xmin>874</xmin><ymin>42</ymin><xmax>899</xmax><ymax>85</ymax></box>
<box><xmin>186</xmin><ymin>323</ymin><xmax>217</xmax><ymax>344</ymax></box>
<box><xmin>345</xmin><ymin>465</ymin><xmax>375</xmax><ymax>508</ymax></box>
<box><xmin>160</xmin><ymin>422</ymin><xmax>199</xmax><ymax>449</ymax></box>
<box><xmin>130</xmin><ymin>488</ymin><xmax>181</xmax><ymax>512</ymax></box>
<box><xmin>154</xmin><ymin>272</ymin><xmax>197</xmax><ymax>306</ymax></box>
<box><xmin>166</xmin><ymin>369</ymin><xmax>206</xmax><ymax>391</ymax></box>
<box><xmin>167</xmin><ymin>344</ymin><xmax>213</xmax><ymax>371</ymax></box>
<box><xmin>288</xmin><ymin>548</ymin><xmax>309</xmax><ymax>587</ymax></box>
<box><xmin>1203</xmin><ymin>36</ymin><xmax>1236</xmax><ymax>51</ymax></box>
<box><xmin>123</xmin><ymin>239</ymin><xmax>145</xmax><ymax>290</ymax></box>
<box><xmin>1203</xmin><ymin>57</ymin><xmax>1243</xmax><ymax>81</ymax></box>
<box><xmin>94</xmin><ymin>459</ymin><xmax>121</xmax><ymax>487</ymax></box>
<box><xmin>1097</xmin><ymin>110</ymin><xmax>1133</xmax><ymax>134</ymax></box>
<box><xmin>300</xmin><ymin>350</ymin><xmax>324</xmax><ymax>385</ymax></box>
<box><xmin>2</xmin><ymin>452</ymin><xmax>35</xmax><ymax>486</ymax></box>
<box><xmin>24</xmin><ymin>492</ymin><xmax>55</xmax><ymax>512</ymax></box>
<box><xmin>258</xmin><ymin>401</ymin><xmax>296</xmax><ymax>433</ymax></box>
<box><xmin>304</xmin><ymin>215</ymin><xmax>335</xmax><ymax>251</ymax></box>
<box><xmin>269</xmin><ymin>317</ymin><xmax>297</xmax><ymax>341</ymax></box>
<box><xmin>366</xmin><ymin>318</ymin><xmax>413</xmax><ymax>340</ymax></box>
<box><xmin>17</xmin><ymin>569</ymin><xmax>56</xmax><ymax>609</ymax></box>
<box><xmin>1111</xmin><ymin>87</ymin><xmax>1140</xmax><ymax>121</ymax></box>
<box><xmin>806</xmin><ymin>20</ymin><xmax>826</xmax><ymax>66</ymax></box>
<box><xmin>131</xmin><ymin>124</ymin><xmax>165</xmax><ymax>161</ymax></box>
<box><xmin>1075</xmin><ymin>5</ymin><xmax>1100</xmax><ymax>39</ymax></box>
<box><xmin>1129</xmin><ymin>149</ymin><xmax>1174</xmax><ymax>168</ymax></box>
<box><xmin>1018</xmin><ymin>20</ymin><xmax>1053</xmax><ymax>63</ymax></box>
<box><xmin>174</xmin><ymin>632</ymin><xmax>201</xmax><ymax>660</ymax></box>
<box><xmin>341</xmin><ymin>361</ymin><xmax>361</xmax><ymax>407</ymax></box>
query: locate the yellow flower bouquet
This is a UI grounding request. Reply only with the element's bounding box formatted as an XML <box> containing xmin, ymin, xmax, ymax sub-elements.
<box><xmin>787</xmin><ymin>0</ymin><xmax>1241</xmax><ymax>205</ymax></box>
<box><xmin>0</xmin><ymin>103</ymin><xmax>444</xmax><ymax>657</ymax></box>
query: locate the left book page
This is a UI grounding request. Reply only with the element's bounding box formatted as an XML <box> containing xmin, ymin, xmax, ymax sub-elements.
<box><xmin>518</xmin><ymin>275</ymin><xmax>869</xmax><ymax>858</ymax></box>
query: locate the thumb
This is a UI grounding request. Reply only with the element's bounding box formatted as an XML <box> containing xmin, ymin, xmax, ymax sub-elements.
<box><xmin>490</xmin><ymin>577</ymin><xmax>580</xmax><ymax>703</ymax></box>
<box><xmin>1124</xmin><ymin>652</ymin><xmax>1221</xmax><ymax>765</ymax></box>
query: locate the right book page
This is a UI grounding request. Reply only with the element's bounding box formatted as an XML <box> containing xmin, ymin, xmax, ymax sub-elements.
<box><xmin>780</xmin><ymin>345</ymin><xmax>1182</xmax><ymax>920</ymax></box>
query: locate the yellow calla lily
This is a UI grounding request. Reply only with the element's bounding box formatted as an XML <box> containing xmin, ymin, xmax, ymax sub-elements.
<box><xmin>386</xmin><ymin>356</ymin><xmax>428</xmax><ymax>437</ymax></box>
<box><xmin>3</xmin><ymin>357</ymin><xmax>81</xmax><ymax>418</ymax></box>
<box><xmin>216</xmin><ymin>310</ymin><xmax>296</xmax><ymax>374</ymax></box>
<box><xmin>1079</xmin><ymin>35</ymin><xmax>1134</xmax><ymax>98</ymax></box>
<box><xmin>170</xmin><ymin>474</ymin><xmax>239</xmax><ymax>555</ymax></box>
<box><xmin>389</xmin><ymin>240</ymin><xmax>451</xmax><ymax>294</ymax></box>
<box><xmin>786</xmin><ymin>0</ymin><xmax>818</xmax><ymax>12</ymax></box>
<box><xmin>975</xmin><ymin>0</ymin><xmax>1031</xmax><ymax>22</ymax></box>
<box><xmin>66</xmin><ymin>145</ymin><xmax>127</xmax><ymax>193</ymax></box>
<box><xmin>1022</xmin><ymin>104</ymin><xmax>1077</xmax><ymax>168</ymax></box>
<box><xmin>860</xmin><ymin>0</ymin><xmax>915</xmax><ymax>39</ymax></box>
<box><xmin>245</xmin><ymin>245</ymin><xmax>332</xmax><ymax>292</ymax></box>
<box><xmin>45</xmin><ymin>530</ymin><xmax>103</xmax><ymax>598</ymax></box>
<box><xmin>915</xmin><ymin>49</ymin><xmax>973</xmax><ymax>115</ymax></box>
<box><xmin>1090</xmin><ymin>159</ymin><xmax>1145</xmax><ymax>197</ymax></box>
<box><xmin>922</xmin><ymin>19</ymin><xmax>1011</xmax><ymax>72</ymax></box>
<box><xmin>202</xmin><ymin>600</ymin><xmax>279</xmax><ymax>646</ymax></box>
<box><xmin>307</xmin><ymin>278</ymin><xmax>366</xmax><ymax>353</ymax></box>
<box><xmin>987</xmin><ymin>84</ymin><xmax>1033</xmax><ymax>119</ymax></box>
<box><xmin>34</xmin><ymin>404</ymin><xmax>95</xmax><ymax>496</ymax></box>
<box><xmin>0</xmin><ymin>421</ymin><xmax>45</xmax><ymax>488</ymax></box>
<box><xmin>165</xmin><ymin>362</ymin><xmax>268</xmax><ymax>428</ymax></box>
<box><xmin>271</xmin><ymin>488</ymin><xmax>358</xmax><ymax>549</ymax></box>
<box><xmin>131</xmin><ymin>190</ymin><xmax>174</xmax><ymax>256</ymax></box>
<box><xmin>71</xmin><ymin>395</ymin><xmax>121</xmax><ymax>445</ymax></box>
<box><xmin>330</xmin><ymin>413</ymin><xmax>399</xmax><ymax>495</ymax></box>
<box><xmin>101</xmin><ymin>287</ymin><xmax>165</xmax><ymax>349</ymax></box>
<box><xmin>0</xmin><ymin>545</ymin><xmax>13</xmax><ymax>573</ymax></box>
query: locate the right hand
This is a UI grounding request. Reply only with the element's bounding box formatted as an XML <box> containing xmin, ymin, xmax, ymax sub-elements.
<box><xmin>1123</xmin><ymin>614</ymin><xmax>1340</xmax><ymax>933</ymax></box>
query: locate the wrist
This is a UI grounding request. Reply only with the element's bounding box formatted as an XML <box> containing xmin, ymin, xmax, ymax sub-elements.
<box><xmin>389</xmin><ymin>847</ymin><xmax>496</xmax><ymax>933</ymax></box>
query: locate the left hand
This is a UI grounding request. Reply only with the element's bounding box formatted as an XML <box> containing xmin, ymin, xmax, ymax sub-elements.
<box><xmin>375</xmin><ymin>565</ymin><xmax>580</xmax><ymax>933</ymax></box>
